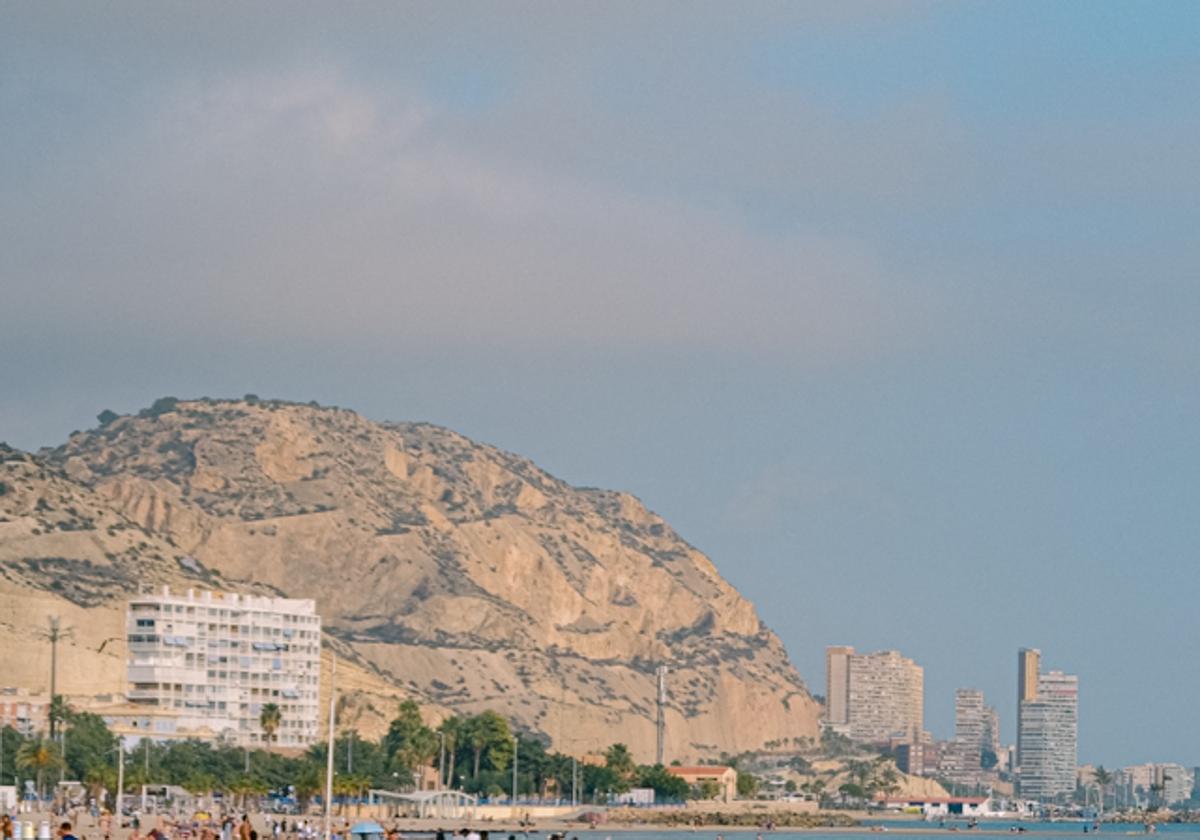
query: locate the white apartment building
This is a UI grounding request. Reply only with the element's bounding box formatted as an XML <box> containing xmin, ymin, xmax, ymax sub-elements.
<box><xmin>1121</xmin><ymin>763</ymin><xmax>1195</xmax><ymax>806</ymax></box>
<box><xmin>1017</xmin><ymin>670</ymin><xmax>1078</xmax><ymax>803</ymax></box>
<box><xmin>1156</xmin><ymin>764</ymin><xmax>1194</xmax><ymax>805</ymax></box>
<box><xmin>126</xmin><ymin>587</ymin><xmax>321</xmax><ymax>747</ymax></box>
<box><xmin>844</xmin><ymin>649</ymin><xmax>924</xmax><ymax>744</ymax></box>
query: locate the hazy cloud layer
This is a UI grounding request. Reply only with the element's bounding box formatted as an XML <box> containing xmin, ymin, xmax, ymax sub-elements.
<box><xmin>4</xmin><ymin>66</ymin><xmax>940</xmax><ymax>363</ymax></box>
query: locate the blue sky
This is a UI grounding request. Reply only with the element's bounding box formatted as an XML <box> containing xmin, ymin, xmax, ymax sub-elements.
<box><xmin>3</xmin><ymin>1</ymin><xmax>1199</xmax><ymax>766</ymax></box>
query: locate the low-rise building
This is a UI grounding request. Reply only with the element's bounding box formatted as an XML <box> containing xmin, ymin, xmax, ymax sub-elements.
<box><xmin>876</xmin><ymin>795</ymin><xmax>994</xmax><ymax>817</ymax></box>
<box><xmin>0</xmin><ymin>689</ymin><xmax>48</xmax><ymax>735</ymax></box>
<box><xmin>667</xmin><ymin>765</ymin><xmax>737</xmax><ymax>802</ymax></box>
<box><xmin>894</xmin><ymin>741</ymin><xmax>924</xmax><ymax>776</ymax></box>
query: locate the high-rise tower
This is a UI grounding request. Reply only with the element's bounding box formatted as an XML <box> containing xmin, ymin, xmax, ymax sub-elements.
<box><xmin>1018</xmin><ymin>648</ymin><xmax>1040</xmax><ymax>703</ymax></box>
<box><xmin>1017</xmin><ymin>671</ymin><xmax>1078</xmax><ymax>802</ymax></box>
<box><xmin>825</xmin><ymin>646</ymin><xmax>854</xmax><ymax>728</ymax></box>
<box><xmin>655</xmin><ymin>665</ymin><xmax>668</xmax><ymax>765</ymax></box>
<box><xmin>1016</xmin><ymin>647</ymin><xmax>1040</xmax><ymax>770</ymax></box>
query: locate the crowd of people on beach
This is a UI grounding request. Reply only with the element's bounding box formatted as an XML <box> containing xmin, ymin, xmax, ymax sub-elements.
<box><xmin>0</xmin><ymin>811</ymin><xmax>596</xmax><ymax>840</ymax></box>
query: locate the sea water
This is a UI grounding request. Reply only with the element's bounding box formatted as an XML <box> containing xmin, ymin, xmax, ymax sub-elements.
<box><xmin>560</xmin><ymin>826</ymin><xmax>1200</xmax><ymax>840</ymax></box>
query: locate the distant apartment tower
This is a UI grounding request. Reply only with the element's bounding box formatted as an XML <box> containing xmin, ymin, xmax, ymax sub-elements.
<box><xmin>843</xmin><ymin>649</ymin><xmax>924</xmax><ymax>744</ymax></box>
<box><xmin>825</xmin><ymin>646</ymin><xmax>855</xmax><ymax>729</ymax></box>
<box><xmin>1016</xmin><ymin>647</ymin><xmax>1039</xmax><ymax>771</ymax></box>
<box><xmin>1018</xmin><ymin>668</ymin><xmax>1078</xmax><ymax>802</ymax></box>
<box><xmin>1156</xmin><ymin>764</ymin><xmax>1194</xmax><ymax>805</ymax></box>
<box><xmin>1018</xmin><ymin>648</ymin><xmax>1040</xmax><ymax>703</ymax></box>
<box><xmin>941</xmin><ymin>688</ymin><xmax>1001</xmax><ymax>784</ymax></box>
<box><xmin>1122</xmin><ymin>764</ymin><xmax>1195</xmax><ymax>807</ymax></box>
<box><xmin>126</xmin><ymin>587</ymin><xmax>321</xmax><ymax>747</ymax></box>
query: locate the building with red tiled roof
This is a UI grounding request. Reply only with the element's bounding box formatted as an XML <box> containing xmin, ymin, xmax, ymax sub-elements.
<box><xmin>666</xmin><ymin>765</ymin><xmax>737</xmax><ymax>802</ymax></box>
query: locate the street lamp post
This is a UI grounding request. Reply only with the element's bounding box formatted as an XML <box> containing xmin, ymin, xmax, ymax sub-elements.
<box><xmin>116</xmin><ymin>740</ymin><xmax>126</xmax><ymax>822</ymax></box>
<box><xmin>511</xmin><ymin>736</ymin><xmax>518</xmax><ymax>805</ymax></box>
<box><xmin>323</xmin><ymin>654</ymin><xmax>337</xmax><ymax>840</ymax></box>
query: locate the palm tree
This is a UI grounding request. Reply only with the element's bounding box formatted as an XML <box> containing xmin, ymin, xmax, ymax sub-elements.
<box><xmin>347</xmin><ymin>774</ymin><xmax>372</xmax><ymax>816</ymax></box>
<box><xmin>48</xmin><ymin>696</ymin><xmax>73</xmax><ymax>737</ymax></box>
<box><xmin>332</xmin><ymin>773</ymin><xmax>356</xmax><ymax>816</ymax></box>
<box><xmin>1149</xmin><ymin>781</ymin><xmax>1165</xmax><ymax>810</ymax></box>
<box><xmin>227</xmin><ymin>775</ymin><xmax>254</xmax><ymax>811</ymax></box>
<box><xmin>469</xmin><ymin>723</ymin><xmax>488</xmax><ymax>780</ymax></box>
<box><xmin>259</xmin><ymin>703</ymin><xmax>282</xmax><ymax>749</ymax></box>
<box><xmin>83</xmin><ymin>765</ymin><xmax>114</xmax><ymax>810</ymax></box>
<box><xmin>293</xmin><ymin>763</ymin><xmax>322</xmax><ymax>812</ymax></box>
<box><xmin>1093</xmin><ymin>766</ymin><xmax>1114</xmax><ymax>815</ymax></box>
<box><xmin>16</xmin><ymin>737</ymin><xmax>63</xmax><ymax>800</ymax></box>
<box><xmin>438</xmin><ymin>717</ymin><xmax>461</xmax><ymax>790</ymax></box>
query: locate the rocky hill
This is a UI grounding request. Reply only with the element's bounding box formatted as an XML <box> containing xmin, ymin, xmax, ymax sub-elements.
<box><xmin>0</xmin><ymin>398</ymin><xmax>820</xmax><ymax>760</ymax></box>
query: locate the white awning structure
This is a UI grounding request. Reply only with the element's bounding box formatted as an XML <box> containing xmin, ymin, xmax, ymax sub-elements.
<box><xmin>366</xmin><ymin>789</ymin><xmax>478</xmax><ymax>819</ymax></box>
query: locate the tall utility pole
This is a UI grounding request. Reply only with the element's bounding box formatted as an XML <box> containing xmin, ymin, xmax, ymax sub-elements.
<box><xmin>511</xmin><ymin>736</ymin><xmax>518</xmax><ymax>804</ymax></box>
<box><xmin>655</xmin><ymin>665</ymin><xmax>668</xmax><ymax>766</ymax></box>
<box><xmin>571</xmin><ymin>756</ymin><xmax>577</xmax><ymax>807</ymax></box>
<box><xmin>323</xmin><ymin>654</ymin><xmax>337</xmax><ymax>840</ymax></box>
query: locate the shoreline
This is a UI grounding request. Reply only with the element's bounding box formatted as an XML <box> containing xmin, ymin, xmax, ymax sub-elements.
<box><xmin>11</xmin><ymin>811</ymin><xmax>1187</xmax><ymax>839</ymax></box>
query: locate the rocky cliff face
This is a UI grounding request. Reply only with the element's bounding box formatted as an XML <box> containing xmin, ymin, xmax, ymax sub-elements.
<box><xmin>1</xmin><ymin>399</ymin><xmax>819</xmax><ymax>760</ymax></box>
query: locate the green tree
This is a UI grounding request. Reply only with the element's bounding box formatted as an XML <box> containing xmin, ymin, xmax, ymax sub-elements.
<box><xmin>63</xmin><ymin>712</ymin><xmax>117</xmax><ymax>781</ymax></box>
<box><xmin>293</xmin><ymin>762</ymin><xmax>323</xmax><ymax>811</ymax></box>
<box><xmin>737</xmin><ymin>770</ymin><xmax>759</xmax><ymax>798</ymax></box>
<box><xmin>820</xmin><ymin>726</ymin><xmax>856</xmax><ymax>758</ymax></box>
<box><xmin>83</xmin><ymin>765</ymin><xmax>115</xmax><ymax>809</ymax></box>
<box><xmin>48</xmin><ymin>695</ymin><xmax>73</xmax><ymax>738</ymax></box>
<box><xmin>459</xmin><ymin>711</ymin><xmax>512</xmax><ymax>780</ymax></box>
<box><xmin>16</xmin><ymin>737</ymin><xmax>63</xmax><ymax>799</ymax></box>
<box><xmin>0</xmin><ymin>726</ymin><xmax>25</xmax><ymax>782</ymax></box>
<box><xmin>694</xmin><ymin>779</ymin><xmax>721</xmax><ymax>800</ymax></box>
<box><xmin>183</xmin><ymin>772</ymin><xmax>217</xmax><ymax>796</ymax></box>
<box><xmin>604</xmin><ymin>743</ymin><xmax>636</xmax><ymax>792</ymax></box>
<box><xmin>382</xmin><ymin>700</ymin><xmax>437</xmax><ymax>782</ymax></box>
<box><xmin>636</xmin><ymin>765</ymin><xmax>689</xmax><ymax>801</ymax></box>
<box><xmin>838</xmin><ymin>782</ymin><xmax>867</xmax><ymax>804</ymax></box>
<box><xmin>438</xmin><ymin>716</ymin><xmax>462</xmax><ymax>789</ymax></box>
<box><xmin>260</xmin><ymin>703</ymin><xmax>282</xmax><ymax>748</ymax></box>
<box><xmin>227</xmin><ymin>775</ymin><xmax>255</xmax><ymax>811</ymax></box>
<box><xmin>581</xmin><ymin>763</ymin><xmax>619</xmax><ymax>802</ymax></box>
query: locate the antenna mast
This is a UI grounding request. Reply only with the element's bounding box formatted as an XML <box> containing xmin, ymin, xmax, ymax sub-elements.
<box><xmin>655</xmin><ymin>665</ymin><xmax>668</xmax><ymax>765</ymax></box>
